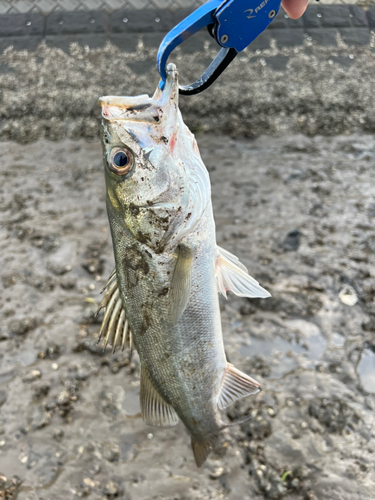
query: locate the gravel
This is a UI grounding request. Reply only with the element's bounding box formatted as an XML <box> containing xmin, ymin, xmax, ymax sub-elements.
<box><xmin>0</xmin><ymin>34</ymin><xmax>374</xmax><ymax>143</ymax></box>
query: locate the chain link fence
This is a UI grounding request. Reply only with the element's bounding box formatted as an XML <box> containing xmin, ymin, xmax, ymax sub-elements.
<box><xmin>1</xmin><ymin>0</ymin><xmax>202</xmax><ymax>14</ymax></box>
<box><xmin>1</xmin><ymin>0</ymin><xmax>374</xmax><ymax>15</ymax></box>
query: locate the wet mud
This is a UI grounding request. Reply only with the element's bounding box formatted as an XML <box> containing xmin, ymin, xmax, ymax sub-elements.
<box><xmin>0</xmin><ymin>133</ymin><xmax>375</xmax><ymax>499</ymax></box>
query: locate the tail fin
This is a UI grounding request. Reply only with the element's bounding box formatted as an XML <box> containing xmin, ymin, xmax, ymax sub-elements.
<box><xmin>191</xmin><ymin>435</ymin><xmax>218</xmax><ymax>468</ymax></box>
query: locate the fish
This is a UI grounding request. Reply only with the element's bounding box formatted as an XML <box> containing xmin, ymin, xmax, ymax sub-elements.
<box><xmin>97</xmin><ymin>63</ymin><xmax>270</xmax><ymax>467</ymax></box>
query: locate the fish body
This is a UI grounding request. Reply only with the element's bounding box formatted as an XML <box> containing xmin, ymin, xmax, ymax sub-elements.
<box><xmin>98</xmin><ymin>64</ymin><xmax>270</xmax><ymax>466</ymax></box>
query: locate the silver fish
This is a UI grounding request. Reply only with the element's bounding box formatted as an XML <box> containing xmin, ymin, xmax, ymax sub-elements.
<box><xmin>97</xmin><ymin>64</ymin><xmax>270</xmax><ymax>467</ymax></box>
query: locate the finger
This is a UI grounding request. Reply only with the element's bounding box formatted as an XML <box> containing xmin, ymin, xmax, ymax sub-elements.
<box><xmin>281</xmin><ymin>0</ymin><xmax>309</xmax><ymax>19</ymax></box>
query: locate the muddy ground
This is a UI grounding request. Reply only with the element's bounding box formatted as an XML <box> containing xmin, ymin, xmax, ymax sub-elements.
<box><xmin>0</xmin><ymin>131</ymin><xmax>374</xmax><ymax>499</ymax></box>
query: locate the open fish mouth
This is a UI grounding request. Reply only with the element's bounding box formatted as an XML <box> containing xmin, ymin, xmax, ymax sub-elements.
<box><xmin>99</xmin><ymin>63</ymin><xmax>179</xmax><ymax>123</ymax></box>
<box><xmin>138</xmin><ymin>202</ymin><xmax>174</xmax><ymax>210</ymax></box>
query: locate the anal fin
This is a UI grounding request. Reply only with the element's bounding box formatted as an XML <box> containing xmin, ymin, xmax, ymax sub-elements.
<box><xmin>218</xmin><ymin>363</ymin><xmax>261</xmax><ymax>409</ymax></box>
<box><xmin>140</xmin><ymin>364</ymin><xmax>179</xmax><ymax>428</ymax></box>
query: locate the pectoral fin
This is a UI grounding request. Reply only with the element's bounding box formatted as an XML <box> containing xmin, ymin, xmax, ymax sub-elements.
<box><xmin>215</xmin><ymin>246</ymin><xmax>271</xmax><ymax>299</ymax></box>
<box><xmin>96</xmin><ymin>270</ymin><xmax>135</xmax><ymax>353</ymax></box>
<box><xmin>140</xmin><ymin>364</ymin><xmax>179</xmax><ymax>428</ymax></box>
<box><xmin>168</xmin><ymin>244</ymin><xmax>194</xmax><ymax>324</ymax></box>
<box><xmin>218</xmin><ymin>363</ymin><xmax>260</xmax><ymax>409</ymax></box>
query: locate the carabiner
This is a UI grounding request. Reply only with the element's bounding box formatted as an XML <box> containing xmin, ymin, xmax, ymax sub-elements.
<box><xmin>157</xmin><ymin>0</ymin><xmax>223</xmax><ymax>93</ymax></box>
<box><xmin>157</xmin><ymin>0</ymin><xmax>283</xmax><ymax>95</ymax></box>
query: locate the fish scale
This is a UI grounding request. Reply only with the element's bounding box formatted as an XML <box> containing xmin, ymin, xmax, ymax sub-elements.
<box><xmin>113</xmin><ymin>205</ymin><xmax>223</xmax><ymax>430</ymax></box>
<box><xmin>98</xmin><ymin>64</ymin><xmax>270</xmax><ymax>466</ymax></box>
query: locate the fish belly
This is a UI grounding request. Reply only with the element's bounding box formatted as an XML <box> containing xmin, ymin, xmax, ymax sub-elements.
<box><xmin>113</xmin><ymin>204</ymin><xmax>226</xmax><ymax>438</ymax></box>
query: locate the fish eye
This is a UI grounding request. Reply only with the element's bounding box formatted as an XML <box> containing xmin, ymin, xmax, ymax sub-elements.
<box><xmin>114</xmin><ymin>151</ymin><xmax>128</xmax><ymax>167</ymax></box>
<box><xmin>108</xmin><ymin>147</ymin><xmax>134</xmax><ymax>176</ymax></box>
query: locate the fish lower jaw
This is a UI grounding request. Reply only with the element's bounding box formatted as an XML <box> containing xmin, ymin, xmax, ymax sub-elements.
<box><xmin>138</xmin><ymin>202</ymin><xmax>173</xmax><ymax>209</ymax></box>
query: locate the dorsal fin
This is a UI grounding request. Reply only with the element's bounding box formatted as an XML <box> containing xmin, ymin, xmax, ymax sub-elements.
<box><xmin>140</xmin><ymin>363</ymin><xmax>179</xmax><ymax>428</ymax></box>
<box><xmin>218</xmin><ymin>363</ymin><xmax>260</xmax><ymax>409</ymax></box>
<box><xmin>215</xmin><ymin>246</ymin><xmax>271</xmax><ymax>299</ymax></box>
<box><xmin>96</xmin><ymin>270</ymin><xmax>135</xmax><ymax>353</ymax></box>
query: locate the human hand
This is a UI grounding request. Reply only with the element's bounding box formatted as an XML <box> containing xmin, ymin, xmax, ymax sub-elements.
<box><xmin>281</xmin><ymin>0</ymin><xmax>308</xmax><ymax>19</ymax></box>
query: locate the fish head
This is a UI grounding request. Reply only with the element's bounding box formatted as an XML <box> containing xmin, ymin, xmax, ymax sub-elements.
<box><xmin>99</xmin><ymin>64</ymin><xmax>210</xmax><ymax>254</ymax></box>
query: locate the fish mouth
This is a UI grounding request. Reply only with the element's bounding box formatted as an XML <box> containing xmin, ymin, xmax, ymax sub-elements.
<box><xmin>99</xmin><ymin>64</ymin><xmax>179</xmax><ymax>122</ymax></box>
<box><xmin>98</xmin><ymin>94</ymin><xmax>151</xmax><ymax>109</ymax></box>
<box><xmin>138</xmin><ymin>202</ymin><xmax>174</xmax><ymax>210</ymax></box>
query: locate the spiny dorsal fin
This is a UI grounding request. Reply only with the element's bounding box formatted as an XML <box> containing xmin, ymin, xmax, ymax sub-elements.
<box><xmin>218</xmin><ymin>363</ymin><xmax>261</xmax><ymax>410</ymax></box>
<box><xmin>140</xmin><ymin>364</ymin><xmax>179</xmax><ymax>428</ymax></box>
<box><xmin>191</xmin><ymin>434</ymin><xmax>218</xmax><ymax>468</ymax></box>
<box><xmin>96</xmin><ymin>270</ymin><xmax>135</xmax><ymax>353</ymax></box>
<box><xmin>168</xmin><ymin>244</ymin><xmax>194</xmax><ymax>324</ymax></box>
<box><xmin>215</xmin><ymin>246</ymin><xmax>271</xmax><ymax>299</ymax></box>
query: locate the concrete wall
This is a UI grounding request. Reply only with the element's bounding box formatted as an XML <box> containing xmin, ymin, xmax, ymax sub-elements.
<box><xmin>0</xmin><ymin>4</ymin><xmax>373</xmax><ymax>52</ymax></box>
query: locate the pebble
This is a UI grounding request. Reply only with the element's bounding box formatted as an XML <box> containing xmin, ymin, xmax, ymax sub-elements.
<box><xmin>83</xmin><ymin>477</ymin><xmax>100</xmax><ymax>489</ymax></box>
<box><xmin>39</xmin><ymin>343</ymin><xmax>63</xmax><ymax>360</ymax></box>
<box><xmin>282</xmin><ymin>229</ymin><xmax>301</xmax><ymax>252</ymax></box>
<box><xmin>339</xmin><ymin>285</ymin><xmax>358</xmax><ymax>307</ymax></box>
<box><xmin>0</xmin><ymin>474</ymin><xmax>22</xmax><ymax>499</ymax></box>
<box><xmin>56</xmin><ymin>390</ymin><xmax>71</xmax><ymax>406</ymax></box>
<box><xmin>103</xmin><ymin>480</ymin><xmax>120</xmax><ymax>497</ymax></box>
<box><xmin>23</xmin><ymin>369</ymin><xmax>42</xmax><ymax>383</ymax></box>
<box><xmin>103</xmin><ymin>443</ymin><xmax>120</xmax><ymax>463</ymax></box>
<box><xmin>291</xmin><ymin>478</ymin><xmax>300</xmax><ymax>488</ymax></box>
<box><xmin>209</xmin><ymin>467</ymin><xmax>224</xmax><ymax>480</ymax></box>
<box><xmin>267</xmin><ymin>408</ymin><xmax>275</xmax><ymax>417</ymax></box>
